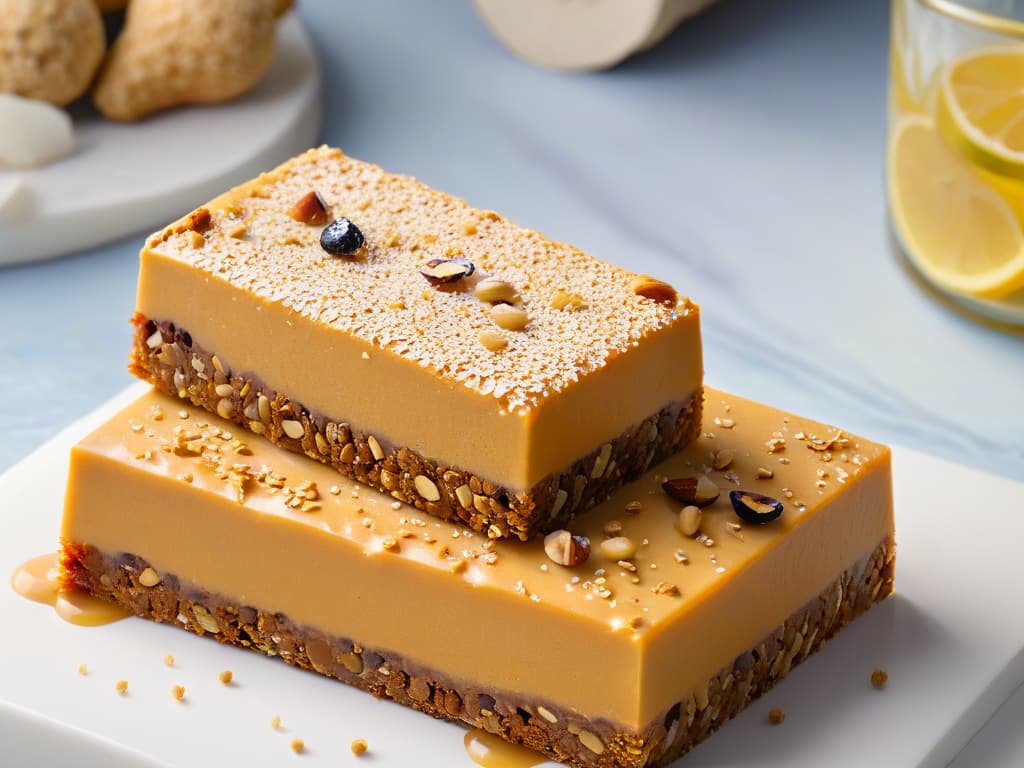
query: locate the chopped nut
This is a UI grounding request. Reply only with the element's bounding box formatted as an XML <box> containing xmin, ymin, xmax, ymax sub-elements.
<box><xmin>381</xmin><ymin>536</ymin><xmax>400</xmax><ymax>552</ymax></box>
<box><xmin>543</xmin><ymin>529</ymin><xmax>591</xmax><ymax>567</ymax></box>
<box><xmin>769</xmin><ymin>706</ymin><xmax>785</xmax><ymax>725</ymax></box>
<box><xmin>192</xmin><ymin>604</ymin><xmax>220</xmax><ymax>634</ymax></box>
<box><xmin>536</xmin><ymin>706</ymin><xmax>558</xmax><ymax>723</ymax></box>
<box><xmin>271</xmin><ymin>715</ymin><xmax>282</xmax><ymax>730</ymax></box>
<box><xmin>216</xmin><ymin>398</ymin><xmax>234</xmax><ymax>419</ymax></box>
<box><xmin>673</xmin><ymin>549</ymin><xmax>690</xmax><ymax>565</ymax></box>
<box><xmin>257</xmin><ymin>394</ymin><xmax>271</xmax><ymax>423</ymax></box>
<box><xmin>282</xmin><ymin>419</ymin><xmax>304</xmax><ymax>440</ymax></box>
<box><xmin>350</xmin><ymin>739</ymin><xmax>369</xmax><ymax>756</ymax></box>
<box><xmin>420</xmin><ymin>257</ymin><xmax>474</xmax><ymax>285</ymax></box>
<box><xmin>490</xmin><ymin>303</ymin><xmax>529</xmax><ymax>330</ymax></box>
<box><xmin>712</xmin><ymin>448</ymin><xmax>735</xmax><ymax>470</ymax></box>
<box><xmin>367</xmin><ymin>435</ymin><xmax>385</xmax><ymax>460</ymax></box>
<box><xmin>677</xmin><ymin>505</ymin><xmax>702</xmax><ymax>537</ymax></box>
<box><xmin>171</xmin><ymin>684</ymin><xmax>185</xmax><ymax>701</ymax></box>
<box><xmin>474</xmin><ymin>278</ymin><xmax>518</xmax><ymax>304</ymax></box>
<box><xmin>630</xmin><ymin>275</ymin><xmax>677</xmax><ymax>306</ymax></box>
<box><xmin>602</xmin><ymin>519</ymin><xmax>623</xmax><ymax>537</ymax></box>
<box><xmin>219</xmin><ymin>670</ymin><xmax>233</xmax><ymax>685</ymax></box>
<box><xmin>479</xmin><ymin>330</ymin><xmax>508</xmax><ymax>351</ymax></box>
<box><xmin>414</xmin><ymin>474</ymin><xmax>441</xmax><ymax>502</ymax></box>
<box><xmin>624</xmin><ymin>500</ymin><xmax>642</xmax><ymax>515</ymax></box>
<box><xmin>455</xmin><ymin>484</ymin><xmax>473</xmax><ymax>509</ymax></box>
<box><xmin>662</xmin><ymin>475</ymin><xmax>720</xmax><ymax>507</ymax></box>
<box><xmin>487</xmin><ymin>524</ymin><xmax>503</xmax><ymax>539</ymax></box>
<box><xmin>139</xmin><ymin>567</ymin><xmax>160</xmax><ymax>587</ymax></box>
<box><xmin>871</xmin><ymin>668</ymin><xmax>888</xmax><ymax>689</ymax></box>
<box><xmin>214</xmin><ymin>383</ymin><xmax>234</xmax><ymax>398</ymax></box>
<box><xmin>756</xmin><ymin>466</ymin><xmax>775</xmax><ymax>479</ymax></box>
<box><xmin>578</xmin><ymin>730</ymin><xmax>605</xmax><ymax>755</ymax></box>
<box><xmin>78</xmin><ymin>663</ymin><xmax>88</xmax><ymax>676</ymax></box>
<box><xmin>652</xmin><ymin>581</ymin><xmax>680</xmax><ymax>597</ymax></box>
<box><xmin>164</xmin><ymin>655</ymin><xmax>174</xmax><ymax>667</ymax></box>
<box><xmin>287</xmin><ymin>190</ymin><xmax>329</xmax><ymax>225</ymax></box>
<box><xmin>550</xmin><ymin>289</ymin><xmax>588</xmax><ymax>311</ymax></box>
<box><xmin>145</xmin><ymin>329</ymin><xmax>162</xmax><ymax>349</ymax></box>
<box><xmin>116</xmin><ymin>680</ymin><xmax>128</xmax><ymax>695</ymax></box>
<box><xmin>290</xmin><ymin>738</ymin><xmax>305</xmax><ymax>754</ymax></box>
<box><xmin>591</xmin><ymin>443</ymin><xmax>612</xmax><ymax>479</ymax></box>
<box><xmin>599</xmin><ymin>536</ymin><xmax>636</xmax><ymax>561</ymax></box>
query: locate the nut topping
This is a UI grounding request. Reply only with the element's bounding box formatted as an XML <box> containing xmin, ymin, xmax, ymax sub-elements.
<box><xmin>543</xmin><ymin>529</ymin><xmax>591</xmax><ymax>567</ymax></box>
<box><xmin>490</xmin><ymin>304</ymin><xmax>529</xmax><ymax>331</ymax></box>
<box><xmin>677</xmin><ymin>505</ymin><xmax>702</xmax><ymax>537</ymax></box>
<box><xmin>287</xmin><ymin>190</ymin><xmax>329</xmax><ymax>226</ymax></box>
<box><xmin>630</xmin><ymin>275</ymin><xmax>678</xmax><ymax>306</ymax></box>
<box><xmin>662</xmin><ymin>475</ymin><xmax>720</xmax><ymax>507</ymax></box>
<box><xmin>419</xmin><ymin>257</ymin><xmax>475</xmax><ymax>286</ymax></box>
<box><xmin>550</xmin><ymin>290</ymin><xmax>588</xmax><ymax>311</ymax></box>
<box><xmin>599</xmin><ymin>536</ymin><xmax>637</xmax><ymax>561</ymax></box>
<box><xmin>479</xmin><ymin>330</ymin><xmax>508</xmax><ymax>351</ymax></box>
<box><xmin>730</xmin><ymin>490</ymin><xmax>784</xmax><ymax>524</ymax></box>
<box><xmin>320</xmin><ymin>217</ymin><xmax>365</xmax><ymax>256</ymax></box>
<box><xmin>474</xmin><ymin>277</ymin><xmax>518</xmax><ymax>304</ymax></box>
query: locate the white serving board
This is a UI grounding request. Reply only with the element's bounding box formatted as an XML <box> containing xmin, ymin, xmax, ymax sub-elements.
<box><xmin>0</xmin><ymin>14</ymin><xmax>320</xmax><ymax>267</ymax></box>
<box><xmin>1</xmin><ymin>383</ymin><xmax>1022</xmax><ymax>767</ymax></box>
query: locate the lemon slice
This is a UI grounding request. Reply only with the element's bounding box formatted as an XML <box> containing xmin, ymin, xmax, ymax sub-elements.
<box><xmin>938</xmin><ymin>46</ymin><xmax>1024</xmax><ymax>179</ymax></box>
<box><xmin>888</xmin><ymin>116</ymin><xmax>1024</xmax><ymax>298</ymax></box>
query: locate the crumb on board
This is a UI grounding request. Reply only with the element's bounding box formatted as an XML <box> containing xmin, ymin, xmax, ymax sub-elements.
<box><xmin>768</xmin><ymin>706</ymin><xmax>784</xmax><ymax>725</ymax></box>
<box><xmin>290</xmin><ymin>738</ymin><xmax>304</xmax><ymax>754</ymax></box>
<box><xmin>171</xmin><ymin>685</ymin><xmax>185</xmax><ymax>701</ymax></box>
<box><xmin>351</xmin><ymin>738</ymin><xmax>369</xmax><ymax>756</ymax></box>
<box><xmin>871</xmin><ymin>668</ymin><xmax>888</xmax><ymax>689</ymax></box>
<box><xmin>219</xmin><ymin>670</ymin><xmax>233</xmax><ymax>685</ymax></box>
<box><xmin>115</xmin><ymin>680</ymin><xmax>128</xmax><ymax>695</ymax></box>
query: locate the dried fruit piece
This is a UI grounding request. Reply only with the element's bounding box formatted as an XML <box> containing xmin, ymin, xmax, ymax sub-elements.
<box><xmin>543</xmin><ymin>529</ymin><xmax>591</xmax><ymax>567</ymax></box>
<box><xmin>287</xmin><ymin>190</ymin><xmax>329</xmax><ymax>225</ymax></box>
<box><xmin>630</xmin><ymin>275</ymin><xmax>678</xmax><ymax>306</ymax></box>
<box><xmin>420</xmin><ymin>257</ymin><xmax>475</xmax><ymax>286</ymax></box>
<box><xmin>662</xmin><ymin>475</ymin><xmax>720</xmax><ymax>507</ymax></box>
<box><xmin>320</xmin><ymin>217</ymin><xmax>365</xmax><ymax>256</ymax></box>
<box><xmin>730</xmin><ymin>490</ymin><xmax>783</xmax><ymax>524</ymax></box>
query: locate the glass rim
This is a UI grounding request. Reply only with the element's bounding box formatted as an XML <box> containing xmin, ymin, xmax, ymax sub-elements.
<box><xmin>918</xmin><ymin>0</ymin><xmax>1024</xmax><ymax>37</ymax></box>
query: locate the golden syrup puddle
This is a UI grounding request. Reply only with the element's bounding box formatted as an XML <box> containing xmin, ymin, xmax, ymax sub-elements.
<box><xmin>11</xmin><ymin>552</ymin><xmax>130</xmax><ymax>626</ymax></box>
<box><xmin>464</xmin><ymin>729</ymin><xmax>546</xmax><ymax>768</ymax></box>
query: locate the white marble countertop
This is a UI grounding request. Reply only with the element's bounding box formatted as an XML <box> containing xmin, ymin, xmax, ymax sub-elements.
<box><xmin>0</xmin><ymin>0</ymin><xmax>1020</xmax><ymax>764</ymax></box>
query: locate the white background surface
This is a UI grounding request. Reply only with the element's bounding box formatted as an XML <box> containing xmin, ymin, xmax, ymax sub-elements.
<box><xmin>0</xmin><ymin>385</ymin><xmax>1021</xmax><ymax>767</ymax></box>
<box><xmin>0</xmin><ymin>0</ymin><xmax>1022</xmax><ymax>765</ymax></box>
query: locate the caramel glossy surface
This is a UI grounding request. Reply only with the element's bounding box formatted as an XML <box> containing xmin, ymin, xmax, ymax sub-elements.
<box><xmin>61</xmin><ymin>389</ymin><xmax>893</xmax><ymax>728</ymax></box>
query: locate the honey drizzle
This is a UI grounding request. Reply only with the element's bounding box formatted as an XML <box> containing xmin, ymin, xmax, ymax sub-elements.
<box><xmin>11</xmin><ymin>552</ymin><xmax>129</xmax><ymax>626</ymax></box>
<box><xmin>464</xmin><ymin>729</ymin><xmax>546</xmax><ymax>768</ymax></box>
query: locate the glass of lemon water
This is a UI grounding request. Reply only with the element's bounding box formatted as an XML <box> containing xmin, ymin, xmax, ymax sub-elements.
<box><xmin>889</xmin><ymin>0</ymin><xmax>1024</xmax><ymax>325</ymax></box>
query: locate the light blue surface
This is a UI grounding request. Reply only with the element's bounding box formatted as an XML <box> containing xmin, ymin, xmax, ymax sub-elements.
<box><xmin>0</xmin><ymin>0</ymin><xmax>1021</xmax><ymax>764</ymax></box>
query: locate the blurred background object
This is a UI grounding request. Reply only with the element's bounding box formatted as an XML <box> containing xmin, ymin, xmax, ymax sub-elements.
<box><xmin>888</xmin><ymin>0</ymin><xmax>1024</xmax><ymax>325</ymax></box>
<box><xmin>474</xmin><ymin>0</ymin><xmax>720</xmax><ymax>70</ymax></box>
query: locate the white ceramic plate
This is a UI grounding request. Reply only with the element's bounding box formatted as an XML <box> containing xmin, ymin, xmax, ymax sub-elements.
<box><xmin>1</xmin><ymin>383</ymin><xmax>1022</xmax><ymax>767</ymax></box>
<box><xmin>0</xmin><ymin>14</ymin><xmax>320</xmax><ymax>267</ymax></box>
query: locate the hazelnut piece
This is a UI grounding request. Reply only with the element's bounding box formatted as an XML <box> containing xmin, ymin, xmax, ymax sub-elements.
<box><xmin>287</xmin><ymin>190</ymin><xmax>329</xmax><ymax>225</ymax></box>
<box><xmin>543</xmin><ymin>529</ymin><xmax>591</xmax><ymax>567</ymax></box>
<box><xmin>662</xmin><ymin>475</ymin><xmax>720</xmax><ymax>507</ymax></box>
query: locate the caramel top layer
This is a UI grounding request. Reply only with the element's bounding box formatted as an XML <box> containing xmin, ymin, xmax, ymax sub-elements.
<box><xmin>142</xmin><ymin>146</ymin><xmax>697</xmax><ymax>414</ymax></box>
<box><xmin>62</xmin><ymin>389</ymin><xmax>893</xmax><ymax>728</ymax></box>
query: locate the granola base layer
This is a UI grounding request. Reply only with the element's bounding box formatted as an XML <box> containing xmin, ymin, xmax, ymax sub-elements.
<box><xmin>61</xmin><ymin>536</ymin><xmax>895</xmax><ymax>768</ymax></box>
<box><xmin>129</xmin><ymin>314</ymin><xmax>704</xmax><ymax>540</ymax></box>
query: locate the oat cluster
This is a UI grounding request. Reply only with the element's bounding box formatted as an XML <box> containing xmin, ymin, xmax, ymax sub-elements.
<box><xmin>147</xmin><ymin>147</ymin><xmax>695</xmax><ymax>413</ymax></box>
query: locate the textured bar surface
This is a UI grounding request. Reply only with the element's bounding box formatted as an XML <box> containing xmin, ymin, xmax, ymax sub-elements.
<box><xmin>131</xmin><ymin>146</ymin><xmax>704</xmax><ymax>535</ymax></box>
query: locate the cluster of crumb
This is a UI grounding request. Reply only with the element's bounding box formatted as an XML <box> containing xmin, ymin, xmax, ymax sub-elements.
<box><xmin>146</xmin><ymin>147</ymin><xmax>695</xmax><ymax>412</ymax></box>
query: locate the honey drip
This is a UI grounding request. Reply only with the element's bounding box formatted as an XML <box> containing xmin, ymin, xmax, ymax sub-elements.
<box><xmin>11</xmin><ymin>552</ymin><xmax>130</xmax><ymax>626</ymax></box>
<box><xmin>464</xmin><ymin>729</ymin><xmax>546</xmax><ymax>768</ymax></box>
